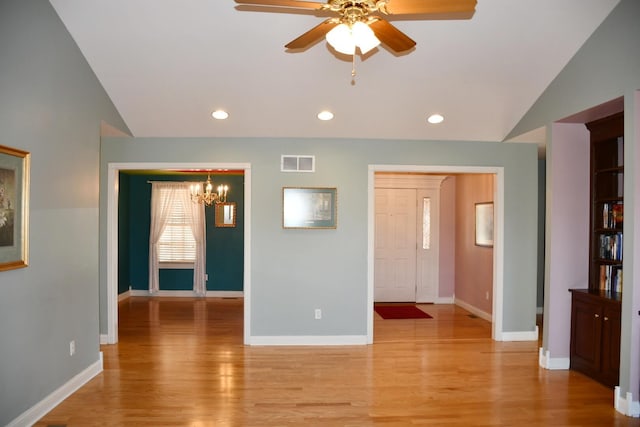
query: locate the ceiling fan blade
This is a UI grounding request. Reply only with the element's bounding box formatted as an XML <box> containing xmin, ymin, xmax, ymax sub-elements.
<box><xmin>234</xmin><ymin>0</ymin><xmax>325</xmax><ymax>10</ymax></box>
<box><xmin>285</xmin><ymin>19</ymin><xmax>338</xmax><ymax>50</ymax></box>
<box><xmin>384</xmin><ymin>0</ymin><xmax>477</xmax><ymax>18</ymax></box>
<box><xmin>369</xmin><ymin>19</ymin><xmax>416</xmax><ymax>52</ymax></box>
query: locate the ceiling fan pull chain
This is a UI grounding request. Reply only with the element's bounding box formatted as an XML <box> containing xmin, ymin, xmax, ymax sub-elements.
<box><xmin>351</xmin><ymin>53</ymin><xmax>356</xmax><ymax>77</ymax></box>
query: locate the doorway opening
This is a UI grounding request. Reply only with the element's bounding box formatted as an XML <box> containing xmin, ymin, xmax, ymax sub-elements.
<box><xmin>367</xmin><ymin>165</ymin><xmax>504</xmax><ymax>342</ymax></box>
<box><xmin>105</xmin><ymin>162</ymin><xmax>252</xmax><ymax>345</ymax></box>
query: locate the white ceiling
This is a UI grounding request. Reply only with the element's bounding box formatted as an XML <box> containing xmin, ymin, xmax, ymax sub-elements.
<box><xmin>49</xmin><ymin>0</ymin><xmax>620</xmax><ymax>142</ymax></box>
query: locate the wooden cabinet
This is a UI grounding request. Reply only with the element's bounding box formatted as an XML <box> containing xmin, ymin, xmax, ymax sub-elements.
<box><xmin>569</xmin><ymin>112</ymin><xmax>623</xmax><ymax>388</ymax></box>
<box><xmin>570</xmin><ymin>289</ymin><xmax>621</xmax><ymax>388</ymax></box>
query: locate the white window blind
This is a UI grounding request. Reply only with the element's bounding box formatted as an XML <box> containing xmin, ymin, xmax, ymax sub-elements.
<box><xmin>157</xmin><ymin>188</ymin><xmax>196</xmax><ymax>263</ymax></box>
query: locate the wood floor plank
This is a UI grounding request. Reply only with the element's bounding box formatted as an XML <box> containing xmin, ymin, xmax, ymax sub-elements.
<box><xmin>35</xmin><ymin>298</ymin><xmax>640</xmax><ymax>426</ymax></box>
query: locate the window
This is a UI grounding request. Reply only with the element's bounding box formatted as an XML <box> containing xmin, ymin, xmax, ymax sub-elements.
<box><xmin>157</xmin><ymin>188</ymin><xmax>196</xmax><ymax>264</ymax></box>
<box><xmin>422</xmin><ymin>197</ymin><xmax>431</xmax><ymax>250</ymax></box>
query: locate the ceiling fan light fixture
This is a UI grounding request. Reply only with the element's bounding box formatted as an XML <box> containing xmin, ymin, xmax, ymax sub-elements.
<box><xmin>351</xmin><ymin>21</ymin><xmax>380</xmax><ymax>54</ymax></box>
<box><xmin>326</xmin><ymin>23</ymin><xmax>355</xmax><ymax>54</ymax></box>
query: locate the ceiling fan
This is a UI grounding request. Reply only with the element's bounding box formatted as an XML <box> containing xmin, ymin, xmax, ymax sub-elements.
<box><xmin>234</xmin><ymin>0</ymin><xmax>477</xmax><ymax>55</ymax></box>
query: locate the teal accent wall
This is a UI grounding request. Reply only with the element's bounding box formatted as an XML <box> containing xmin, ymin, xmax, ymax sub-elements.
<box><xmin>120</xmin><ymin>173</ymin><xmax>244</xmax><ymax>292</ymax></box>
<box><xmin>118</xmin><ymin>173</ymin><xmax>131</xmax><ymax>294</ymax></box>
<box><xmin>0</xmin><ymin>0</ymin><xmax>130</xmax><ymax>424</ymax></box>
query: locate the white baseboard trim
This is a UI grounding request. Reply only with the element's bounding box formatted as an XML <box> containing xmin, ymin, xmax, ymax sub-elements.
<box><xmin>498</xmin><ymin>325</ymin><xmax>539</xmax><ymax>342</ymax></box>
<box><xmin>118</xmin><ymin>290</ymin><xmax>131</xmax><ymax>302</ymax></box>
<box><xmin>615</xmin><ymin>386</ymin><xmax>640</xmax><ymax>417</ymax></box>
<box><xmin>454</xmin><ymin>298</ymin><xmax>493</xmax><ymax>323</ymax></box>
<box><xmin>538</xmin><ymin>347</ymin><xmax>570</xmax><ymax>370</ymax></box>
<box><xmin>129</xmin><ymin>290</ymin><xmax>244</xmax><ymax>298</ymax></box>
<box><xmin>7</xmin><ymin>352</ymin><xmax>103</xmax><ymax>427</ymax></box>
<box><xmin>433</xmin><ymin>296</ymin><xmax>455</xmax><ymax>304</ymax></box>
<box><xmin>247</xmin><ymin>335</ymin><xmax>368</xmax><ymax>346</ymax></box>
<box><xmin>99</xmin><ymin>334</ymin><xmax>109</xmax><ymax>345</ymax></box>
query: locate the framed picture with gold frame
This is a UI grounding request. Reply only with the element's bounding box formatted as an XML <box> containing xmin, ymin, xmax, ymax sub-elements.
<box><xmin>282</xmin><ymin>187</ymin><xmax>337</xmax><ymax>229</ymax></box>
<box><xmin>0</xmin><ymin>144</ymin><xmax>30</xmax><ymax>271</ymax></box>
<box><xmin>215</xmin><ymin>202</ymin><xmax>236</xmax><ymax>228</ymax></box>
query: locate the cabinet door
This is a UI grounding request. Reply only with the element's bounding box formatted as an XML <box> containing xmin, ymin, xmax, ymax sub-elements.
<box><xmin>601</xmin><ymin>303</ymin><xmax>621</xmax><ymax>387</ymax></box>
<box><xmin>570</xmin><ymin>296</ymin><xmax>602</xmax><ymax>375</ymax></box>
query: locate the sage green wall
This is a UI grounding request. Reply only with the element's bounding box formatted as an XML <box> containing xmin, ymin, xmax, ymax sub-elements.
<box><xmin>100</xmin><ymin>137</ymin><xmax>538</xmax><ymax>337</ymax></box>
<box><xmin>0</xmin><ymin>0</ymin><xmax>129</xmax><ymax>424</ymax></box>
<box><xmin>507</xmin><ymin>0</ymin><xmax>639</xmax><ymax>139</ymax></box>
<box><xmin>509</xmin><ymin>0</ymin><xmax>640</xmax><ymax>403</ymax></box>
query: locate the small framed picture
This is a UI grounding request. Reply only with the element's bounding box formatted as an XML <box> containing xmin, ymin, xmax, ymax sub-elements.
<box><xmin>475</xmin><ymin>202</ymin><xmax>494</xmax><ymax>247</ymax></box>
<box><xmin>215</xmin><ymin>202</ymin><xmax>236</xmax><ymax>228</ymax></box>
<box><xmin>0</xmin><ymin>144</ymin><xmax>30</xmax><ymax>270</ymax></box>
<box><xmin>282</xmin><ymin>187</ymin><xmax>337</xmax><ymax>229</ymax></box>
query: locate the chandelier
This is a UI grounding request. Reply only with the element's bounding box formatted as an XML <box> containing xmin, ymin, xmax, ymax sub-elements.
<box><xmin>190</xmin><ymin>174</ymin><xmax>229</xmax><ymax>206</ymax></box>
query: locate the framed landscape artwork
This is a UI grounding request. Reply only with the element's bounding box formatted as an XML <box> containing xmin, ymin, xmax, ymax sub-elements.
<box><xmin>282</xmin><ymin>187</ymin><xmax>337</xmax><ymax>229</ymax></box>
<box><xmin>0</xmin><ymin>145</ymin><xmax>30</xmax><ymax>271</ymax></box>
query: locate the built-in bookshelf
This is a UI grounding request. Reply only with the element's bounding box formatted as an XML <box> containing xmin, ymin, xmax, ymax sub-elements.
<box><xmin>587</xmin><ymin>112</ymin><xmax>624</xmax><ymax>295</ymax></box>
<box><xmin>569</xmin><ymin>111</ymin><xmax>624</xmax><ymax>388</ymax></box>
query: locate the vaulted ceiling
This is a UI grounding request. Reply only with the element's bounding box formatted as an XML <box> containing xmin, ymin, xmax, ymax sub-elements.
<box><xmin>49</xmin><ymin>0</ymin><xmax>620</xmax><ymax>144</ymax></box>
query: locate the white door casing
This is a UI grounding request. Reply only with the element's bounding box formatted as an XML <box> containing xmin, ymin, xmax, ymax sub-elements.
<box><xmin>368</xmin><ymin>165</ymin><xmax>504</xmax><ymax>344</ymax></box>
<box><xmin>105</xmin><ymin>162</ymin><xmax>252</xmax><ymax>345</ymax></box>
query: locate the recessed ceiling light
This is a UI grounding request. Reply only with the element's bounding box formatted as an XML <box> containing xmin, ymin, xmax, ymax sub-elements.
<box><xmin>212</xmin><ymin>110</ymin><xmax>229</xmax><ymax>120</ymax></box>
<box><xmin>427</xmin><ymin>114</ymin><xmax>444</xmax><ymax>124</ymax></box>
<box><xmin>317</xmin><ymin>110</ymin><xmax>334</xmax><ymax>121</ymax></box>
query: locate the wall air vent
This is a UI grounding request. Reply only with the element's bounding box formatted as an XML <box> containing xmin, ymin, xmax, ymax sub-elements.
<box><xmin>281</xmin><ymin>155</ymin><xmax>315</xmax><ymax>173</ymax></box>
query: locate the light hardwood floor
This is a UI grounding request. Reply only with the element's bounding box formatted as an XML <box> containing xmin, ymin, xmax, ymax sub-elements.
<box><xmin>36</xmin><ymin>298</ymin><xmax>640</xmax><ymax>426</ymax></box>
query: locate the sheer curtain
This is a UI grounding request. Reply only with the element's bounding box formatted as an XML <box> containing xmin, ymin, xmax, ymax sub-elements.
<box><xmin>179</xmin><ymin>187</ymin><xmax>206</xmax><ymax>296</ymax></box>
<box><xmin>149</xmin><ymin>182</ymin><xmax>206</xmax><ymax>295</ymax></box>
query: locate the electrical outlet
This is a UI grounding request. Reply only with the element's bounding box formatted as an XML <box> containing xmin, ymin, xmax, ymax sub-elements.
<box><xmin>486</xmin><ymin>292</ymin><xmax>490</xmax><ymax>300</ymax></box>
<box><xmin>314</xmin><ymin>309</ymin><xmax>322</xmax><ymax>320</ymax></box>
<box><xmin>205</xmin><ymin>273</ymin><xmax>209</xmax><ymax>281</ymax></box>
<box><xmin>69</xmin><ymin>340</ymin><xmax>76</xmax><ymax>356</ymax></box>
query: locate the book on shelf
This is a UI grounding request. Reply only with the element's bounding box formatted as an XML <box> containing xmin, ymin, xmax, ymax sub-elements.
<box><xmin>612</xmin><ymin>202</ymin><xmax>623</xmax><ymax>227</ymax></box>
<box><xmin>599</xmin><ymin>232</ymin><xmax>623</xmax><ymax>261</ymax></box>
<box><xmin>602</xmin><ymin>202</ymin><xmax>623</xmax><ymax>229</ymax></box>
<box><xmin>599</xmin><ymin>264</ymin><xmax>623</xmax><ymax>294</ymax></box>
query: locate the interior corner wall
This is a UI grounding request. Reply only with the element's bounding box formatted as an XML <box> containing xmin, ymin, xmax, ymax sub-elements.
<box><xmin>542</xmin><ymin>123</ymin><xmax>590</xmax><ymax>359</ymax></box>
<box><xmin>537</xmin><ymin>159</ymin><xmax>546</xmax><ymax>310</ymax></box>
<box><xmin>506</xmin><ymin>0</ymin><xmax>640</xmax><ymax>140</ymax></box>
<box><xmin>619</xmin><ymin>90</ymin><xmax>640</xmax><ymax>400</ymax></box>
<box><xmin>438</xmin><ymin>176</ymin><xmax>456</xmax><ymax>299</ymax></box>
<box><xmin>0</xmin><ymin>0</ymin><xmax>130</xmax><ymax>425</ymax></box>
<box><xmin>454</xmin><ymin>174</ymin><xmax>495</xmax><ymax>315</ymax></box>
<box><xmin>506</xmin><ymin>0</ymin><xmax>640</xmax><ymax>400</ymax></box>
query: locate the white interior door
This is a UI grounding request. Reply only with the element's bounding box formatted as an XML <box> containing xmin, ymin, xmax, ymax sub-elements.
<box><xmin>374</xmin><ymin>188</ymin><xmax>417</xmax><ymax>302</ymax></box>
